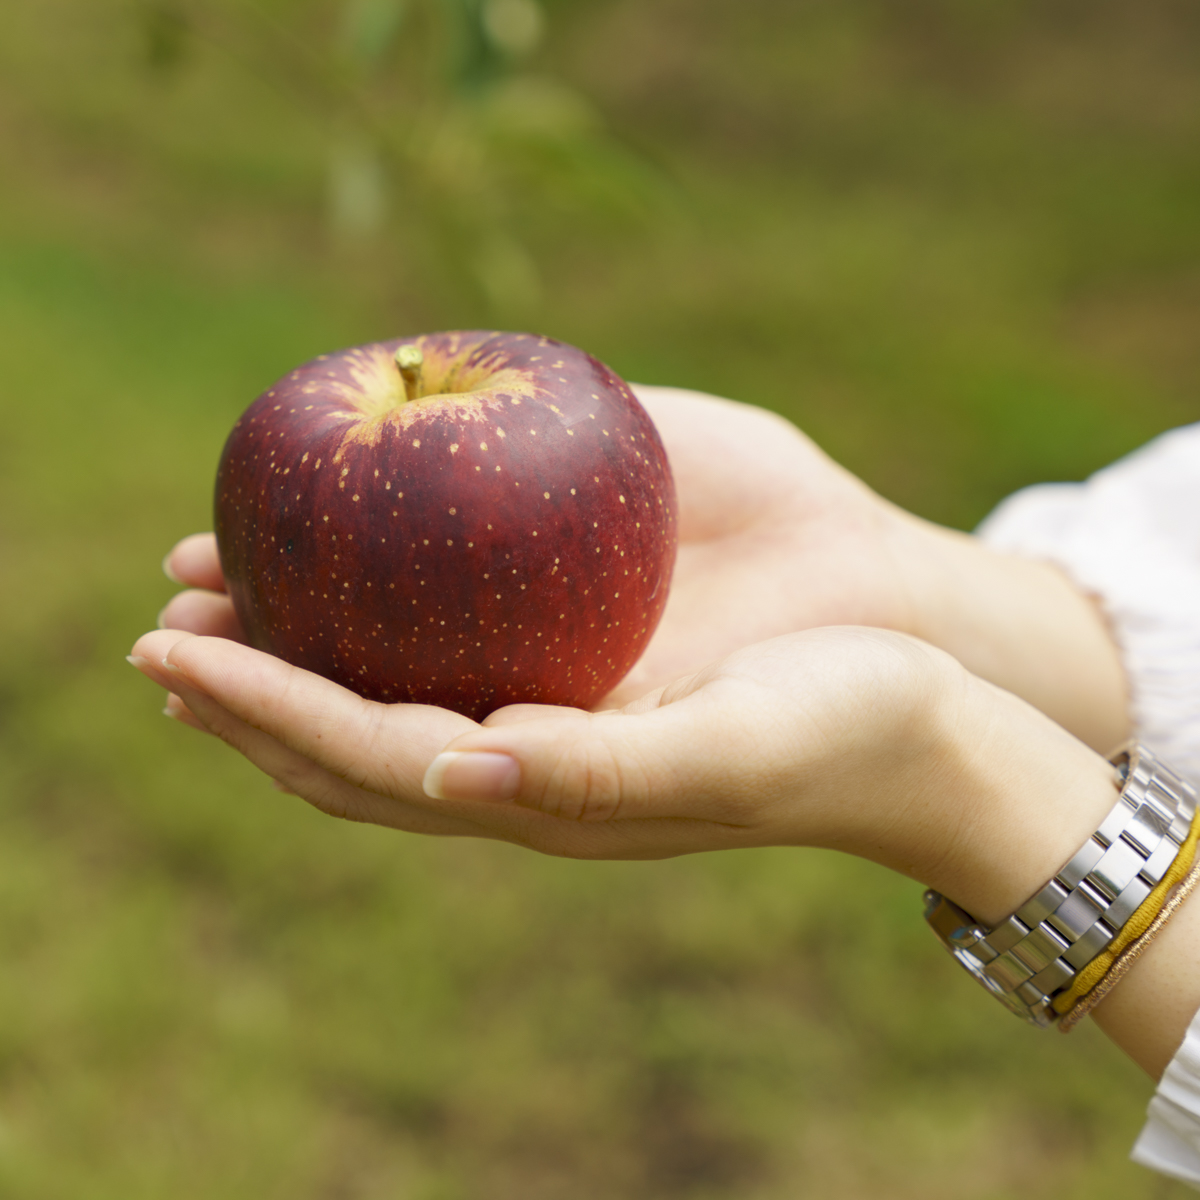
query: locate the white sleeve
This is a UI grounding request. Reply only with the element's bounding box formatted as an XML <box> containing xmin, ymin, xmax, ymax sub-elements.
<box><xmin>978</xmin><ymin>423</ymin><xmax>1200</xmax><ymax>788</ymax></box>
<box><xmin>1131</xmin><ymin>1010</ymin><xmax>1200</xmax><ymax>1188</ymax></box>
<box><xmin>977</xmin><ymin>422</ymin><xmax>1200</xmax><ymax>1189</ymax></box>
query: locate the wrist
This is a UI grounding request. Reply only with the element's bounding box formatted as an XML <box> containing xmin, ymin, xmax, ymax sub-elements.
<box><xmin>1090</xmin><ymin>874</ymin><xmax>1200</xmax><ymax>1077</ymax></box>
<box><xmin>880</xmin><ymin>669</ymin><xmax>1121</xmax><ymax>926</ymax></box>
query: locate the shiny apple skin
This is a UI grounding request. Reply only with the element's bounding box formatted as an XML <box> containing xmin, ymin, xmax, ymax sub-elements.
<box><xmin>214</xmin><ymin>331</ymin><xmax>677</xmax><ymax>720</ymax></box>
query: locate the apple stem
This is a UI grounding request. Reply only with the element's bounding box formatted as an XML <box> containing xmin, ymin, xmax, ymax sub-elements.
<box><xmin>395</xmin><ymin>345</ymin><xmax>425</xmax><ymax>402</ymax></box>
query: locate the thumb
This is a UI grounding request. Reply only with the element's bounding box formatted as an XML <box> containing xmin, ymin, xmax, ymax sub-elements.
<box><xmin>421</xmin><ymin>687</ymin><xmax>766</xmax><ymax>829</ymax></box>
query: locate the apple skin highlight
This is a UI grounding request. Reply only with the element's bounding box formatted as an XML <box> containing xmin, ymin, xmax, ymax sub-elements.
<box><xmin>214</xmin><ymin>330</ymin><xmax>678</xmax><ymax>721</ymax></box>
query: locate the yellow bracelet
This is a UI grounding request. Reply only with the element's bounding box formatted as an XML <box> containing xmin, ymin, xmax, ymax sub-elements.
<box><xmin>1058</xmin><ymin>858</ymin><xmax>1200</xmax><ymax>1033</ymax></box>
<box><xmin>1053</xmin><ymin>800</ymin><xmax>1200</xmax><ymax>1019</ymax></box>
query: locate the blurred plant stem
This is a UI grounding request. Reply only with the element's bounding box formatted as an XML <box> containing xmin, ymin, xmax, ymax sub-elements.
<box><xmin>163</xmin><ymin>0</ymin><xmax>664</xmax><ymax>316</ymax></box>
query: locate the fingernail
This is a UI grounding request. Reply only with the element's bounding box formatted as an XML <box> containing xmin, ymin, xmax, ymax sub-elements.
<box><xmin>162</xmin><ymin>553</ymin><xmax>182</xmax><ymax>584</ymax></box>
<box><xmin>423</xmin><ymin>751</ymin><xmax>520</xmax><ymax>802</ymax></box>
<box><xmin>156</xmin><ymin>607</ymin><xmax>168</xmax><ymax>630</ymax></box>
<box><xmin>161</xmin><ymin>657</ymin><xmax>183</xmax><ymax>674</ymax></box>
<box><xmin>126</xmin><ymin>654</ymin><xmax>150</xmax><ymax>669</ymax></box>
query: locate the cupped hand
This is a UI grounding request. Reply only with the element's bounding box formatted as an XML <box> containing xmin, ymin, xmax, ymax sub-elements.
<box><xmin>128</xmin><ymin>620</ymin><xmax>1113</xmax><ymax>921</ymax></box>
<box><xmin>130</xmin><ymin>622</ymin><xmax>951</xmax><ymax>859</ymax></box>
<box><xmin>624</xmin><ymin>387</ymin><xmax>1127</xmax><ymax>746</ymax></box>
<box><xmin>158</xmin><ymin>531</ymin><xmax>243</xmax><ymax>642</ymax></box>
<box><xmin>156</xmin><ymin>384</ymin><xmax>1128</xmax><ymax>746</ymax></box>
<box><xmin>157</xmin><ymin>385</ymin><xmax>918</xmax><ymax>702</ymax></box>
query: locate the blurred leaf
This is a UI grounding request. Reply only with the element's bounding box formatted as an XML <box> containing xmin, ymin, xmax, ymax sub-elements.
<box><xmin>476</xmin><ymin>76</ymin><xmax>673</xmax><ymax>221</ymax></box>
<box><xmin>440</xmin><ymin>0</ymin><xmax>507</xmax><ymax>93</ymax></box>
<box><xmin>474</xmin><ymin>229</ymin><xmax>540</xmax><ymax>313</ymax></box>
<box><xmin>140</xmin><ymin>0</ymin><xmax>191</xmax><ymax>72</ymax></box>
<box><xmin>338</xmin><ymin>0</ymin><xmax>408</xmax><ymax>71</ymax></box>
<box><xmin>483</xmin><ymin>74</ymin><xmax>598</xmax><ymax>139</ymax></box>
<box><xmin>481</xmin><ymin>0</ymin><xmax>544</xmax><ymax>58</ymax></box>
<box><xmin>328</xmin><ymin>131</ymin><xmax>388</xmax><ymax>239</ymax></box>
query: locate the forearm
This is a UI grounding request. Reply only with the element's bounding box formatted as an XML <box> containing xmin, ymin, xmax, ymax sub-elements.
<box><xmin>886</xmin><ymin>509</ymin><xmax>1130</xmax><ymax>754</ymax></box>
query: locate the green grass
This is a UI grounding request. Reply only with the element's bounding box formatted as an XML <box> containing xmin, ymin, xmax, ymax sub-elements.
<box><xmin>2</xmin><ymin>1</ymin><xmax>1200</xmax><ymax>1195</ymax></box>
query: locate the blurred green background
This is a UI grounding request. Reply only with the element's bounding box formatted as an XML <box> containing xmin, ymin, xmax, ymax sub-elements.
<box><xmin>3</xmin><ymin>1</ymin><xmax>1200</xmax><ymax>1196</ymax></box>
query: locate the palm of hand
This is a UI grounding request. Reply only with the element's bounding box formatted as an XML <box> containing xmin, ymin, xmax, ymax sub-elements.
<box><xmin>160</xmin><ymin>386</ymin><xmax>917</xmax><ymax>707</ymax></box>
<box><xmin>131</xmin><ymin>619</ymin><xmax>954</xmax><ymax>862</ymax></box>
<box><xmin>606</xmin><ymin>386</ymin><xmax>914</xmax><ymax>704</ymax></box>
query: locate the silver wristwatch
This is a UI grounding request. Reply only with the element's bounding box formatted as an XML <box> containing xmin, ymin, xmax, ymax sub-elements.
<box><xmin>924</xmin><ymin>743</ymin><xmax>1197</xmax><ymax>1027</ymax></box>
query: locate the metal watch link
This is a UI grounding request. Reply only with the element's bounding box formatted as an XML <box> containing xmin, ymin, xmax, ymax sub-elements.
<box><xmin>924</xmin><ymin>743</ymin><xmax>1197</xmax><ymax>1028</ymax></box>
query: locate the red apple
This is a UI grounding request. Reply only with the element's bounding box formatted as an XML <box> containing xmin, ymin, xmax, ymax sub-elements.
<box><xmin>214</xmin><ymin>330</ymin><xmax>677</xmax><ymax>721</ymax></box>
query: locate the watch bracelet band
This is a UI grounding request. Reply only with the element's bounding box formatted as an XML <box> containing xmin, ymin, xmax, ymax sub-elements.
<box><xmin>924</xmin><ymin>743</ymin><xmax>1197</xmax><ymax>1028</ymax></box>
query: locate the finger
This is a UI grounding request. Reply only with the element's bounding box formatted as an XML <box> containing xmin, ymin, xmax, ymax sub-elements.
<box><xmin>157</xmin><ymin>590</ymin><xmax>247</xmax><ymax>641</ymax></box>
<box><xmin>176</xmin><ymin>673</ymin><xmax>519</xmax><ymax>835</ymax></box>
<box><xmin>171</xmin><ymin>662</ymin><xmax>725</xmax><ymax>854</ymax></box>
<box><xmin>130</xmin><ymin>632</ymin><xmax>717</xmax><ymax>854</ymax></box>
<box><xmin>163</xmin><ymin>692</ymin><xmax>213</xmax><ymax>734</ymax></box>
<box><xmin>133</xmin><ymin>629</ymin><xmax>481</xmax><ymax>802</ymax></box>
<box><xmin>629</xmin><ymin>384</ymin><xmax>818</xmax><ymax>541</ymax></box>
<box><xmin>423</xmin><ymin>672</ymin><xmax>768</xmax><ymax>827</ymax></box>
<box><xmin>129</xmin><ymin>634</ymin><xmax>755</xmax><ymax>857</ymax></box>
<box><xmin>481</xmin><ymin>703</ymin><xmax>595</xmax><ymax>728</ymax></box>
<box><xmin>127</xmin><ymin>631</ymin><xmax>574</xmax><ymax>846</ymax></box>
<box><xmin>136</xmin><ymin>637</ymin><xmax>534</xmax><ymax>837</ymax></box>
<box><xmin>164</xmin><ymin>533</ymin><xmax>226</xmax><ymax>593</ymax></box>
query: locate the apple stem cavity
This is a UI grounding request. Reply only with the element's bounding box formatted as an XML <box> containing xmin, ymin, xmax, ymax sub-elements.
<box><xmin>395</xmin><ymin>345</ymin><xmax>425</xmax><ymax>402</ymax></box>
